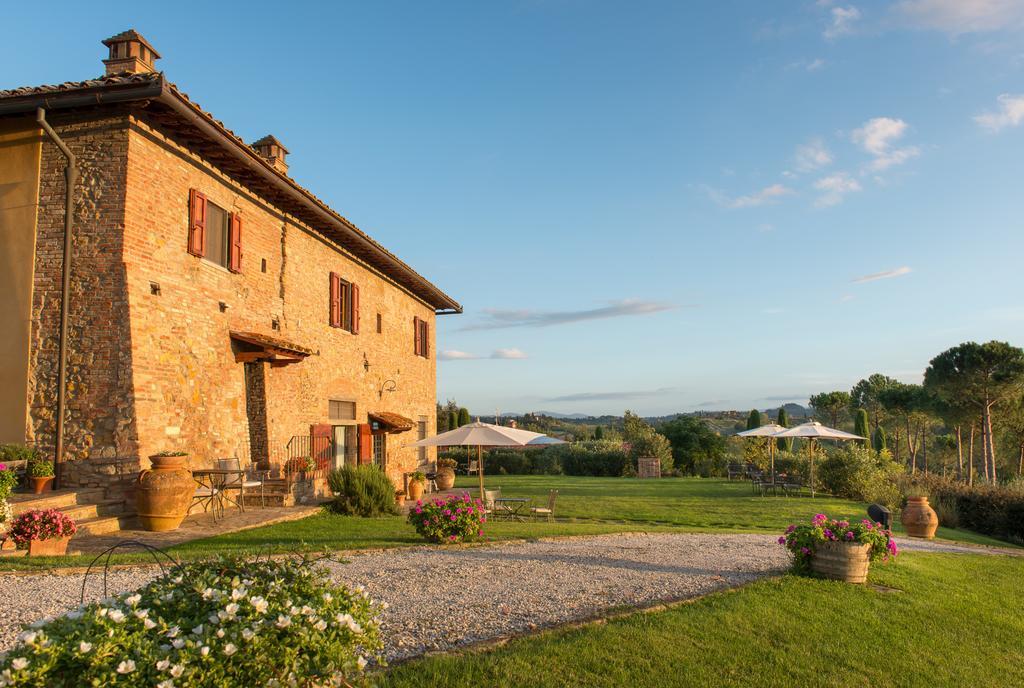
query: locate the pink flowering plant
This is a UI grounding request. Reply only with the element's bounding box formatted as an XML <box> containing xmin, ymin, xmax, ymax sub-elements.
<box><xmin>407</xmin><ymin>494</ymin><xmax>486</xmax><ymax>543</ymax></box>
<box><xmin>779</xmin><ymin>513</ymin><xmax>898</xmax><ymax>574</ymax></box>
<box><xmin>8</xmin><ymin>508</ymin><xmax>77</xmax><ymax>547</ymax></box>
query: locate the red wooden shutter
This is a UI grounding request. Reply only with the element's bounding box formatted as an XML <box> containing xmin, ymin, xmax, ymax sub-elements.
<box><xmin>310</xmin><ymin>423</ymin><xmax>332</xmax><ymax>469</ymax></box>
<box><xmin>413</xmin><ymin>316</ymin><xmax>421</xmax><ymax>355</ymax></box>
<box><xmin>357</xmin><ymin>423</ymin><xmax>373</xmax><ymax>464</ymax></box>
<box><xmin>188</xmin><ymin>189</ymin><xmax>207</xmax><ymax>257</ymax></box>
<box><xmin>351</xmin><ymin>284</ymin><xmax>360</xmax><ymax>334</ymax></box>
<box><xmin>228</xmin><ymin>213</ymin><xmax>243</xmax><ymax>273</ymax></box>
<box><xmin>422</xmin><ymin>320</ymin><xmax>430</xmax><ymax>357</ymax></box>
<box><xmin>329</xmin><ymin>273</ymin><xmax>341</xmax><ymax>327</ymax></box>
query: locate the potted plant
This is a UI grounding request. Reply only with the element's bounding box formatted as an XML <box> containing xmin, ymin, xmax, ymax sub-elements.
<box><xmin>407</xmin><ymin>471</ymin><xmax>426</xmax><ymax>501</ymax></box>
<box><xmin>0</xmin><ymin>463</ymin><xmax>15</xmax><ymax>550</ymax></box>
<box><xmin>27</xmin><ymin>451</ymin><xmax>54</xmax><ymax>494</ymax></box>
<box><xmin>901</xmin><ymin>485</ymin><xmax>939</xmax><ymax>539</ymax></box>
<box><xmin>394</xmin><ymin>488</ymin><xmax>406</xmax><ymax>505</ymax></box>
<box><xmin>136</xmin><ymin>450</ymin><xmax>193</xmax><ymax>532</ymax></box>
<box><xmin>407</xmin><ymin>494</ymin><xmax>486</xmax><ymax>543</ymax></box>
<box><xmin>8</xmin><ymin>508</ymin><xmax>77</xmax><ymax>556</ymax></box>
<box><xmin>435</xmin><ymin>457</ymin><xmax>457</xmax><ymax>491</ymax></box>
<box><xmin>779</xmin><ymin>513</ymin><xmax>898</xmax><ymax>584</ymax></box>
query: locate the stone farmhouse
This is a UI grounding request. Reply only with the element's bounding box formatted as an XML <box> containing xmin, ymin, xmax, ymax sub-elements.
<box><xmin>0</xmin><ymin>29</ymin><xmax>460</xmax><ymax>510</ymax></box>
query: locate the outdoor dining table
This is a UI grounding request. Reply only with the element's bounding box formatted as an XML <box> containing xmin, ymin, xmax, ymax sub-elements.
<box><xmin>192</xmin><ymin>468</ymin><xmax>246</xmax><ymax>517</ymax></box>
<box><xmin>493</xmin><ymin>497</ymin><xmax>531</xmax><ymax>522</ymax></box>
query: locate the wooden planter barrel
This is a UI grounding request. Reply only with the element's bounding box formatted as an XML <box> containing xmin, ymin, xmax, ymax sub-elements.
<box><xmin>810</xmin><ymin>541</ymin><xmax>872</xmax><ymax>583</ymax></box>
<box><xmin>136</xmin><ymin>455</ymin><xmax>194</xmax><ymax>532</ymax></box>
<box><xmin>901</xmin><ymin>497</ymin><xmax>939</xmax><ymax>539</ymax></box>
<box><xmin>28</xmin><ymin>535</ymin><xmax>71</xmax><ymax>557</ymax></box>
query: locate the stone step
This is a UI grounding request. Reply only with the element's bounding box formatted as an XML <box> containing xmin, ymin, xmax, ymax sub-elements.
<box><xmin>240</xmin><ymin>492</ymin><xmax>294</xmax><ymax>508</ymax></box>
<box><xmin>60</xmin><ymin>500</ymin><xmax>128</xmax><ymax>523</ymax></box>
<box><xmin>73</xmin><ymin>513</ymin><xmax>140</xmax><ymax>537</ymax></box>
<box><xmin>10</xmin><ymin>488</ymin><xmax>107</xmax><ymax>516</ymax></box>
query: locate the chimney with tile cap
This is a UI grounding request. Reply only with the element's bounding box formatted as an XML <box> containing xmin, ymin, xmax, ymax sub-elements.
<box><xmin>251</xmin><ymin>135</ymin><xmax>290</xmax><ymax>175</ymax></box>
<box><xmin>102</xmin><ymin>30</ymin><xmax>161</xmax><ymax>76</ymax></box>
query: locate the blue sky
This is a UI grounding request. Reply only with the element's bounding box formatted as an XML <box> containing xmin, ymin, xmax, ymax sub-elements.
<box><xmin>5</xmin><ymin>1</ymin><xmax>1024</xmax><ymax>416</ymax></box>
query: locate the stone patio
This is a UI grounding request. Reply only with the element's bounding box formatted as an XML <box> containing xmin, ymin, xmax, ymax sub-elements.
<box><xmin>64</xmin><ymin>504</ymin><xmax>322</xmax><ymax>555</ymax></box>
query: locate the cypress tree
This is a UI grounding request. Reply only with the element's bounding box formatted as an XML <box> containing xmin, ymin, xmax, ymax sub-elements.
<box><xmin>776</xmin><ymin>408</ymin><xmax>792</xmax><ymax>452</ymax></box>
<box><xmin>448</xmin><ymin>410</ymin><xmax>458</xmax><ymax>431</ymax></box>
<box><xmin>746</xmin><ymin>409</ymin><xmax>762</xmax><ymax>430</ymax></box>
<box><xmin>457</xmin><ymin>407</ymin><xmax>471</xmax><ymax>427</ymax></box>
<box><xmin>854</xmin><ymin>408</ymin><xmax>870</xmax><ymax>448</ymax></box>
<box><xmin>873</xmin><ymin>426</ymin><xmax>888</xmax><ymax>454</ymax></box>
<box><xmin>594</xmin><ymin>425</ymin><xmax>604</xmax><ymax>440</ymax></box>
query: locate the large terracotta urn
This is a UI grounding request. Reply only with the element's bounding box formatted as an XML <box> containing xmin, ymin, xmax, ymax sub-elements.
<box><xmin>810</xmin><ymin>541</ymin><xmax>872</xmax><ymax>584</ymax></box>
<box><xmin>434</xmin><ymin>468</ymin><xmax>455</xmax><ymax>491</ymax></box>
<box><xmin>136</xmin><ymin>454</ymin><xmax>194</xmax><ymax>532</ymax></box>
<box><xmin>901</xmin><ymin>496</ymin><xmax>939</xmax><ymax>539</ymax></box>
<box><xmin>407</xmin><ymin>479</ymin><xmax>425</xmax><ymax>502</ymax></box>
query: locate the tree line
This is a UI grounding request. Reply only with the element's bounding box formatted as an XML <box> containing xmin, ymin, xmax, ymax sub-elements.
<box><xmin>805</xmin><ymin>340</ymin><xmax>1024</xmax><ymax>485</ymax></box>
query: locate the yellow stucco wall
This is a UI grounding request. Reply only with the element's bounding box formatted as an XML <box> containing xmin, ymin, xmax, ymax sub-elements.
<box><xmin>0</xmin><ymin>119</ymin><xmax>42</xmax><ymax>444</ymax></box>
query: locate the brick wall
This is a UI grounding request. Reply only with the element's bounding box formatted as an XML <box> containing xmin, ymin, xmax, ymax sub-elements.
<box><xmin>121</xmin><ymin>114</ymin><xmax>437</xmax><ymax>485</ymax></box>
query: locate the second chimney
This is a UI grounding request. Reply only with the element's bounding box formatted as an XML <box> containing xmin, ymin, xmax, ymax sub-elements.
<box><xmin>252</xmin><ymin>135</ymin><xmax>290</xmax><ymax>175</ymax></box>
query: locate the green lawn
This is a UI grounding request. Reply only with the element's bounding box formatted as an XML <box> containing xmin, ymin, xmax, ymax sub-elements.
<box><xmin>0</xmin><ymin>477</ymin><xmax>1012</xmax><ymax>571</ymax></box>
<box><xmin>380</xmin><ymin>552</ymin><xmax>1024</xmax><ymax>688</ymax></box>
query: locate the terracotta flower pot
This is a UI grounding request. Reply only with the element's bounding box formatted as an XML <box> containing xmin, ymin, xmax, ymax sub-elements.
<box><xmin>811</xmin><ymin>541</ymin><xmax>872</xmax><ymax>584</ymax></box>
<box><xmin>901</xmin><ymin>496</ymin><xmax>939</xmax><ymax>539</ymax></box>
<box><xmin>31</xmin><ymin>476</ymin><xmax>54</xmax><ymax>494</ymax></box>
<box><xmin>434</xmin><ymin>469</ymin><xmax>455</xmax><ymax>491</ymax></box>
<box><xmin>28</xmin><ymin>535</ymin><xmax>70</xmax><ymax>557</ymax></box>
<box><xmin>407</xmin><ymin>480</ymin><xmax>425</xmax><ymax>502</ymax></box>
<box><xmin>136</xmin><ymin>454</ymin><xmax>194</xmax><ymax>532</ymax></box>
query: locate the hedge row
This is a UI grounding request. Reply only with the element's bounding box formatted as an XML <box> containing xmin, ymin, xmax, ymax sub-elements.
<box><xmin>441</xmin><ymin>441</ymin><xmax>630</xmax><ymax>477</ymax></box>
<box><xmin>913</xmin><ymin>476</ymin><xmax>1024</xmax><ymax>543</ymax></box>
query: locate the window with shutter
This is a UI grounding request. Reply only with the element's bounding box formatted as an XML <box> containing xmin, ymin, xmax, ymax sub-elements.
<box><xmin>413</xmin><ymin>316</ymin><xmax>421</xmax><ymax>356</ymax></box>
<box><xmin>351</xmin><ymin>284</ymin><xmax>360</xmax><ymax>334</ymax></box>
<box><xmin>329</xmin><ymin>272</ymin><xmax>341</xmax><ymax>327</ymax></box>
<box><xmin>421</xmin><ymin>320</ymin><xmax>429</xmax><ymax>357</ymax></box>
<box><xmin>228</xmin><ymin>213</ymin><xmax>243</xmax><ymax>273</ymax></box>
<box><xmin>188</xmin><ymin>189</ymin><xmax>207</xmax><ymax>257</ymax></box>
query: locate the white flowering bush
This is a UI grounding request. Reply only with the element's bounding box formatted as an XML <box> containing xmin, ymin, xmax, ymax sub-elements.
<box><xmin>0</xmin><ymin>557</ymin><xmax>384</xmax><ymax>687</ymax></box>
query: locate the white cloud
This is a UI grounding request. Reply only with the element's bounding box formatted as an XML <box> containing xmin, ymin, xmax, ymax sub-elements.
<box><xmin>461</xmin><ymin>299</ymin><xmax>681</xmax><ymax>331</ymax></box>
<box><xmin>813</xmin><ymin>172</ymin><xmax>862</xmax><ymax>207</ymax></box>
<box><xmin>895</xmin><ymin>0</ymin><xmax>1024</xmax><ymax>35</ymax></box>
<box><xmin>787</xmin><ymin>57</ymin><xmax>827</xmax><ymax>72</ymax></box>
<box><xmin>756</xmin><ymin>223</ymin><xmax>775</xmax><ymax>233</ymax></box>
<box><xmin>824</xmin><ymin>6</ymin><xmax>861</xmax><ymax>39</ymax></box>
<box><xmin>851</xmin><ymin>117</ymin><xmax>920</xmax><ymax>170</ymax></box>
<box><xmin>706</xmin><ymin>183</ymin><xmax>794</xmax><ymax>209</ymax></box>
<box><xmin>974</xmin><ymin>93</ymin><xmax>1024</xmax><ymax>131</ymax></box>
<box><xmin>439</xmin><ymin>350</ymin><xmax>480</xmax><ymax>361</ymax></box>
<box><xmin>794</xmin><ymin>138</ymin><xmax>833</xmax><ymax>172</ymax></box>
<box><xmin>851</xmin><ymin>266</ymin><xmax>912</xmax><ymax>283</ymax></box>
<box><xmin>491</xmin><ymin>348</ymin><xmax>528</xmax><ymax>360</ymax></box>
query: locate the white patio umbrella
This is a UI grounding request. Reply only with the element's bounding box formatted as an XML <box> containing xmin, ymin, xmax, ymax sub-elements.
<box><xmin>407</xmin><ymin>422</ymin><xmax>566</xmax><ymax>501</ymax></box>
<box><xmin>736</xmin><ymin>423</ymin><xmax>787</xmax><ymax>477</ymax></box>
<box><xmin>772</xmin><ymin>421</ymin><xmax>866</xmax><ymax>497</ymax></box>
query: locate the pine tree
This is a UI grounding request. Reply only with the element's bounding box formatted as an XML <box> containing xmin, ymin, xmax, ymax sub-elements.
<box><xmin>854</xmin><ymin>408</ymin><xmax>870</xmax><ymax>448</ymax></box>
<box><xmin>457</xmin><ymin>407</ymin><xmax>471</xmax><ymax>427</ymax></box>
<box><xmin>873</xmin><ymin>426</ymin><xmax>888</xmax><ymax>454</ymax></box>
<box><xmin>776</xmin><ymin>408</ymin><xmax>792</xmax><ymax>452</ymax></box>
<box><xmin>746</xmin><ymin>409</ymin><xmax>762</xmax><ymax>430</ymax></box>
<box><xmin>594</xmin><ymin>425</ymin><xmax>604</xmax><ymax>440</ymax></box>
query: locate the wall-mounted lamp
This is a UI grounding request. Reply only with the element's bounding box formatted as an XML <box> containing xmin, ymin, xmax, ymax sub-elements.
<box><xmin>378</xmin><ymin>379</ymin><xmax>397</xmax><ymax>399</ymax></box>
<box><xmin>363</xmin><ymin>353</ymin><xmax>371</xmax><ymax>372</ymax></box>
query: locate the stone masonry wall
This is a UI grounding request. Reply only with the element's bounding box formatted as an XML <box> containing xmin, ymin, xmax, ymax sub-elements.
<box><xmin>27</xmin><ymin>111</ymin><xmax>140</xmax><ymax>486</ymax></box>
<box><xmin>121</xmin><ymin>114</ymin><xmax>438</xmax><ymax>486</ymax></box>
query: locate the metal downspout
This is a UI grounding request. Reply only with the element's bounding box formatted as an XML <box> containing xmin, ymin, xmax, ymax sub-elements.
<box><xmin>36</xmin><ymin>108</ymin><xmax>76</xmax><ymax>487</ymax></box>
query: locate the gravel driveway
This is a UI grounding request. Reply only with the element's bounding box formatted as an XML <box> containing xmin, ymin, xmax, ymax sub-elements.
<box><xmin>0</xmin><ymin>533</ymin><xmax>787</xmax><ymax>660</ymax></box>
<box><xmin>3</xmin><ymin>532</ymin><xmax>1016</xmax><ymax>661</ymax></box>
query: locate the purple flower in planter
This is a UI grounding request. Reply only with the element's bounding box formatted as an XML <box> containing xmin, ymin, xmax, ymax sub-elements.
<box><xmin>777</xmin><ymin>536</ymin><xmax>786</xmax><ymax>545</ymax></box>
<box><xmin>800</xmin><ymin>547</ymin><xmax>810</xmax><ymax>555</ymax></box>
<box><xmin>785</xmin><ymin>525</ymin><xmax>796</xmax><ymax>534</ymax></box>
<box><xmin>823</xmin><ymin>528</ymin><xmax>834</xmax><ymax>540</ymax></box>
<box><xmin>845</xmin><ymin>531</ymin><xmax>855</xmax><ymax>540</ymax></box>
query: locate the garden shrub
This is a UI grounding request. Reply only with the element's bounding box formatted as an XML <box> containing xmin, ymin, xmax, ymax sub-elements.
<box><xmin>407</xmin><ymin>494</ymin><xmax>485</xmax><ymax>543</ymax></box>
<box><xmin>484</xmin><ymin>449</ymin><xmax>531</xmax><ymax>475</ymax></box>
<box><xmin>906</xmin><ymin>475</ymin><xmax>1024</xmax><ymax>543</ymax></box>
<box><xmin>327</xmin><ymin>465</ymin><xmax>398</xmax><ymax>517</ymax></box>
<box><xmin>0</xmin><ymin>556</ymin><xmax>383</xmax><ymax>687</ymax></box>
<box><xmin>554</xmin><ymin>441</ymin><xmax>630</xmax><ymax>477</ymax></box>
<box><xmin>818</xmin><ymin>445</ymin><xmax>901</xmax><ymax>508</ymax></box>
